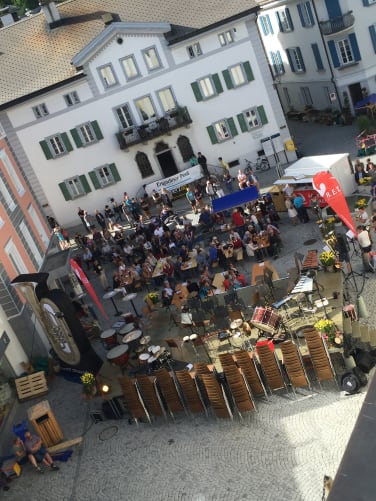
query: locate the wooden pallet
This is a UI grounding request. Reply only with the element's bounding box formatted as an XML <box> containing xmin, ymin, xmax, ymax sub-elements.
<box><xmin>15</xmin><ymin>371</ymin><xmax>48</xmax><ymax>402</ymax></box>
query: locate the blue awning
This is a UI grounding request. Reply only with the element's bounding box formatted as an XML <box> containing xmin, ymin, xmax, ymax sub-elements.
<box><xmin>355</xmin><ymin>93</ymin><xmax>376</xmax><ymax>109</ymax></box>
<box><xmin>212</xmin><ymin>186</ymin><xmax>259</xmax><ymax>213</ymax></box>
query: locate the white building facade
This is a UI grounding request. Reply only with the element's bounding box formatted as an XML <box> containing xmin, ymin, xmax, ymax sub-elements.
<box><xmin>257</xmin><ymin>0</ymin><xmax>376</xmax><ymax>115</ymax></box>
<box><xmin>0</xmin><ymin>1</ymin><xmax>295</xmax><ymax>228</ymax></box>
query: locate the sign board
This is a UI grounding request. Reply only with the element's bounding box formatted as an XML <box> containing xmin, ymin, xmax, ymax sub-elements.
<box><xmin>330</xmin><ymin>92</ymin><xmax>337</xmax><ymax>102</ymax></box>
<box><xmin>271</xmin><ymin>133</ymin><xmax>285</xmax><ymax>153</ymax></box>
<box><xmin>261</xmin><ymin>133</ymin><xmax>285</xmax><ymax>155</ymax></box>
<box><xmin>144</xmin><ymin>165</ymin><xmax>202</xmax><ymax>194</ymax></box>
<box><xmin>260</xmin><ymin>137</ymin><xmax>273</xmax><ymax>157</ymax></box>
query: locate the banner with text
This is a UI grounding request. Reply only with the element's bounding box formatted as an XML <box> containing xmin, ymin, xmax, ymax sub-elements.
<box><xmin>144</xmin><ymin>165</ymin><xmax>202</xmax><ymax>194</ymax></box>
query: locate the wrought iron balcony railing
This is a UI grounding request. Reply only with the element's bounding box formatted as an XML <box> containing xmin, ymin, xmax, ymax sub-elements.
<box><xmin>116</xmin><ymin>106</ymin><xmax>192</xmax><ymax>150</ymax></box>
<box><xmin>319</xmin><ymin>11</ymin><xmax>354</xmax><ymax>36</ymax></box>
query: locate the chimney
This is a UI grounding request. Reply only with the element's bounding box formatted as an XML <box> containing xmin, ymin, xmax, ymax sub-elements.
<box><xmin>0</xmin><ymin>5</ymin><xmax>19</xmax><ymax>27</ymax></box>
<box><xmin>39</xmin><ymin>0</ymin><xmax>62</xmax><ymax>28</ymax></box>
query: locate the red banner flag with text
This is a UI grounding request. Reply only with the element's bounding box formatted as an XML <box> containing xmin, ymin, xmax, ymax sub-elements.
<box><xmin>312</xmin><ymin>171</ymin><xmax>357</xmax><ymax>237</ymax></box>
<box><xmin>70</xmin><ymin>258</ymin><xmax>109</xmax><ymax>320</ymax></box>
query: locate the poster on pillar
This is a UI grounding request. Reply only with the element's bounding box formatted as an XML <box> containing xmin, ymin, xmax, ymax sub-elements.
<box><xmin>312</xmin><ymin>171</ymin><xmax>357</xmax><ymax>237</ymax></box>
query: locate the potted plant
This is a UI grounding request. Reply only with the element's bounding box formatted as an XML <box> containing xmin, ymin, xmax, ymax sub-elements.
<box><xmin>314</xmin><ymin>319</ymin><xmax>341</xmax><ymax>346</ymax></box>
<box><xmin>319</xmin><ymin>251</ymin><xmax>336</xmax><ymax>270</ymax></box>
<box><xmin>80</xmin><ymin>372</ymin><xmax>97</xmax><ymax>398</ymax></box>
<box><xmin>355</xmin><ymin>198</ymin><xmax>368</xmax><ymax>209</ymax></box>
<box><xmin>144</xmin><ymin>292</ymin><xmax>160</xmax><ymax>308</ymax></box>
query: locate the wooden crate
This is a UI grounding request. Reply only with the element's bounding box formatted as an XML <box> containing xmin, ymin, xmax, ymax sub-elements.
<box><xmin>15</xmin><ymin>371</ymin><xmax>48</xmax><ymax>402</ymax></box>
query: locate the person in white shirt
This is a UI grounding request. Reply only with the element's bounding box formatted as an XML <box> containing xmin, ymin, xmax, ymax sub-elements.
<box><xmin>357</xmin><ymin>225</ymin><xmax>372</xmax><ymax>252</ymax></box>
<box><xmin>356</xmin><ymin>207</ymin><xmax>370</xmax><ymax>226</ymax></box>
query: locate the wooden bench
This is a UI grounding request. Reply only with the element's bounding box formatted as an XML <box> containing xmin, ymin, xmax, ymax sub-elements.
<box><xmin>15</xmin><ymin>371</ymin><xmax>48</xmax><ymax>402</ymax></box>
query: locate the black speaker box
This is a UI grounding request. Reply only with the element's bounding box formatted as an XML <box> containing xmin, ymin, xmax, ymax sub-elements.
<box><xmin>102</xmin><ymin>399</ymin><xmax>123</xmax><ymax>420</ymax></box>
<box><xmin>354</xmin><ymin>349</ymin><xmax>375</xmax><ymax>374</ymax></box>
<box><xmin>341</xmin><ymin>372</ymin><xmax>360</xmax><ymax>394</ymax></box>
<box><xmin>352</xmin><ymin>366</ymin><xmax>368</xmax><ymax>387</ymax></box>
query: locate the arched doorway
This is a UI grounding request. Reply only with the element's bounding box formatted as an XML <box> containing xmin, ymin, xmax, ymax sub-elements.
<box><xmin>155</xmin><ymin>141</ymin><xmax>178</xmax><ymax>178</ymax></box>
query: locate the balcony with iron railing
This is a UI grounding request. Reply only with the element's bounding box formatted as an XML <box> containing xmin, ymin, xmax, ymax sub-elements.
<box><xmin>319</xmin><ymin>11</ymin><xmax>355</xmax><ymax>36</ymax></box>
<box><xmin>115</xmin><ymin>106</ymin><xmax>192</xmax><ymax>151</ymax></box>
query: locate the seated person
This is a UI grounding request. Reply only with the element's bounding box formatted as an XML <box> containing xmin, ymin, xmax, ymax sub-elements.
<box><xmin>223</xmin><ymin>272</ymin><xmax>233</xmax><ymax>291</ymax></box>
<box><xmin>199</xmin><ymin>208</ymin><xmax>214</xmax><ymax>231</ymax></box>
<box><xmin>161</xmin><ymin>289</ymin><xmax>172</xmax><ymax>307</ymax></box>
<box><xmin>186</xmin><ymin>279</ymin><xmax>200</xmax><ymax>295</ymax></box>
<box><xmin>354</xmin><ymin>163</ymin><xmax>366</xmax><ymax>184</ymax></box>
<box><xmin>160</xmin><ymin>205</ymin><xmax>174</xmax><ymax>222</ymax></box>
<box><xmin>199</xmin><ymin>280</ymin><xmax>211</xmax><ymax>300</ymax></box>
<box><xmin>181</xmin><ymin>306</ymin><xmax>193</xmax><ymax>326</ymax></box>
<box><xmin>24</xmin><ymin>431</ymin><xmax>59</xmax><ymax>472</ymax></box>
<box><xmin>356</xmin><ymin>207</ymin><xmax>370</xmax><ymax>226</ymax></box>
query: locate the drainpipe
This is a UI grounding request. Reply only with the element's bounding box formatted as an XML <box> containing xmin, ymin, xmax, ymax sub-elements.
<box><xmin>311</xmin><ymin>0</ymin><xmax>343</xmax><ymax>113</ymax></box>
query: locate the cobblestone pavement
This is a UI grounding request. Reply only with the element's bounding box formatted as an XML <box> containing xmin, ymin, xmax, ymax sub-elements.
<box><xmin>2</xmin><ymin>120</ymin><xmax>374</xmax><ymax>500</ymax></box>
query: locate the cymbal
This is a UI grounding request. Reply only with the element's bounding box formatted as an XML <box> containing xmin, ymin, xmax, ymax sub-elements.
<box><xmin>230</xmin><ymin>319</ymin><xmax>243</xmax><ymax>329</ymax></box>
<box><xmin>140</xmin><ymin>335</ymin><xmax>151</xmax><ymax>345</ymax></box>
<box><xmin>155</xmin><ymin>347</ymin><xmax>166</xmax><ymax>358</ymax></box>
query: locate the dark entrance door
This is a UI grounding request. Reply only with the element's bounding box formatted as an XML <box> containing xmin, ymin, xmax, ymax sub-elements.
<box><xmin>156</xmin><ymin>150</ymin><xmax>178</xmax><ymax>178</ymax></box>
<box><xmin>348</xmin><ymin>83</ymin><xmax>363</xmax><ymax>108</ymax></box>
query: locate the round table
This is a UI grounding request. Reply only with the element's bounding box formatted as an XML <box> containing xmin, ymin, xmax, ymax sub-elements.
<box><xmin>103</xmin><ymin>290</ymin><xmax>122</xmax><ymax>316</ymax></box>
<box><xmin>122</xmin><ymin>293</ymin><xmax>140</xmax><ymax>317</ymax></box>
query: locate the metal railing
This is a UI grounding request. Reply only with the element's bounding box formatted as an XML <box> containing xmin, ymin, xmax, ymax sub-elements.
<box><xmin>319</xmin><ymin>11</ymin><xmax>354</xmax><ymax>36</ymax></box>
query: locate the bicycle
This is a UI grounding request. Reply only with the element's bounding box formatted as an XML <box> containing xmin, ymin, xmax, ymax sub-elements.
<box><xmin>244</xmin><ymin>156</ymin><xmax>270</xmax><ymax>174</ymax></box>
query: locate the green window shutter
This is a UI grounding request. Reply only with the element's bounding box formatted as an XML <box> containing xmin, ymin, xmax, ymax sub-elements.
<box><xmin>91</xmin><ymin>120</ymin><xmax>104</xmax><ymax>140</ymax></box>
<box><xmin>222</xmin><ymin>69</ymin><xmax>234</xmax><ymax>90</ymax></box>
<box><xmin>212</xmin><ymin>73</ymin><xmax>223</xmax><ymax>94</ymax></box>
<box><xmin>109</xmin><ymin>163</ymin><xmax>121</xmax><ymax>182</ymax></box>
<box><xmin>190</xmin><ymin>82</ymin><xmax>203</xmax><ymax>102</ymax></box>
<box><xmin>243</xmin><ymin>61</ymin><xmax>254</xmax><ymax>82</ymax></box>
<box><xmin>237</xmin><ymin>113</ymin><xmax>248</xmax><ymax>133</ymax></box>
<box><xmin>79</xmin><ymin>175</ymin><xmax>92</xmax><ymax>193</ymax></box>
<box><xmin>58</xmin><ymin>182</ymin><xmax>72</xmax><ymax>200</ymax></box>
<box><xmin>88</xmin><ymin>171</ymin><xmax>101</xmax><ymax>190</ymax></box>
<box><xmin>61</xmin><ymin>132</ymin><xmax>73</xmax><ymax>152</ymax></box>
<box><xmin>39</xmin><ymin>140</ymin><xmax>53</xmax><ymax>160</ymax></box>
<box><xmin>70</xmin><ymin>128</ymin><xmax>83</xmax><ymax>148</ymax></box>
<box><xmin>257</xmin><ymin>105</ymin><xmax>268</xmax><ymax>125</ymax></box>
<box><xmin>227</xmin><ymin>117</ymin><xmax>238</xmax><ymax>137</ymax></box>
<box><xmin>206</xmin><ymin>125</ymin><xmax>218</xmax><ymax>144</ymax></box>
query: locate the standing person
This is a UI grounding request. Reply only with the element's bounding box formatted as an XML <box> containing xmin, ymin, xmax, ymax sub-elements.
<box><xmin>218</xmin><ymin>157</ymin><xmax>229</xmax><ymax>173</ymax></box>
<box><xmin>93</xmin><ymin>259</ymin><xmax>109</xmax><ymax>290</ymax></box>
<box><xmin>77</xmin><ymin>207</ymin><xmax>88</xmax><ymax>231</ymax></box>
<box><xmin>186</xmin><ymin>186</ymin><xmax>197</xmax><ymax>214</ymax></box>
<box><xmin>83</xmin><ymin>211</ymin><xmax>95</xmax><ymax>231</ymax></box>
<box><xmin>285</xmin><ymin>198</ymin><xmax>299</xmax><ymax>225</ymax></box>
<box><xmin>293</xmin><ymin>194</ymin><xmax>309</xmax><ymax>223</ymax></box>
<box><xmin>237</xmin><ymin>169</ymin><xmax>247</xmax><ymax>190</ymax></box>
<box><xmin>110</xmin><ymin>197</ymin><xmax>123</xmax><ymax>223</ymax></box>
<box><xmin>194</xmin><ymin>184</ymin><xmax>205</xmax><ymax>210</ymax></box>
<box><xmin>161</xmin><ymin>187</ymin><xmax>173</xmax><ymax>208</ymax></box>
<box><xmin>197</xmin><ymin>152</ymin><xmax>209</xmax><ymax>178</ymax></box>
<box><xmin>205</xmin><ymin>179</ymin><xmax>217</xmax><ymax>202</ymax></box>
<box><xmin>95</xmin><ymin>210</ymin><xmax>106</xmax><ymax>231</ymax></box>
<box><xmin>104</xmin><ymin>205</ymin><xmax>115</xmax><ymax>229</ymax></box>
<box><xmin>24</xmin><ymin>431</ymin><xmax>59</xmax><ymax>472</ymax></box>
<box><xmin>47</xmin><ymin>215</ymin><xmax>58</xmax><ymax>230</ymax></box>
<box><xmin>140</xmin><ymin>193</ymin><xmax>151</xmax><ymax>218</ymax></box>
<box><xmin>223</xmin><ymin>171</ymin><xmax>233</xmax><ymax>193</ymax></box>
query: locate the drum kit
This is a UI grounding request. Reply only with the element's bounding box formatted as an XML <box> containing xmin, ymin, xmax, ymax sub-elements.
<box><xmin>138</xmin><ymin>344</ymin><xmax>172</xmax><ymax>372</ymax></box>
<box><xmin>250</xmin><ymin>306</ymin><xmax>287</xmax><ymax>343</ymax></box>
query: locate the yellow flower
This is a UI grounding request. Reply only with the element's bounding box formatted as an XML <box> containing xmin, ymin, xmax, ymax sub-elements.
<box><xmin>319</xmin><ymin>251</ymin><xmax>335</xmax><ymax>266</ymax></box>
<box><xmin>80</xmin><ymin>372</ymin><xmax>95</xmax><ymax>386</ymax></box>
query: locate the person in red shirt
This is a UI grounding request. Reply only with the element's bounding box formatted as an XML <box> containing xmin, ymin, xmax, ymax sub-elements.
<box><xmin>232</xmin><ymin>209</ymin><xmax>245</xmax><ymax>237</ymax></box>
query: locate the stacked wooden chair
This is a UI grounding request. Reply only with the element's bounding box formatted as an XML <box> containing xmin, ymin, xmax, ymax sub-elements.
<box><xmin>255</xmin><ymin>342</ymin><xmax>287</xmax><ymax>394</ymax></box>
<box><xmin>135</xmin><ymin>375</ymin><xmax>167</xmax><ymax>420</ymax></box>
<box><xmin>154</xmin><ymin>368</ymin><xmax>185</xmax><ymax>418</ymax></box>
<box><xmin>280</xmin><ymin>340</ymin><xmax>311</xmax><ymax>394</ymax></box>
<box><xmin>303</xmin><ymin>328</ymin><xmax>338</xmax><ymax>388</ymax></box>
<box><xmin>222</xmin><ymin>365</ymin><xmax>256</xmax><ymax>416</ymax></box>
<box><xmin>174</xmin><ymin>369</ymin><xmax>208</xmax><ymax>417</ymax></box>
<box><xmin>233</xmin><ymin>350</ymin><xmax>268</xmax><ymax>399</ymax></box>
<box><xmin>200</xmin><ymin>373</ymin><xmax>233</xmax><ymax>419</ymax></box>
<box><xmin>117</xmin><ymin>376</ymin><xmax>150</xmax><ymax>424</ymax></box>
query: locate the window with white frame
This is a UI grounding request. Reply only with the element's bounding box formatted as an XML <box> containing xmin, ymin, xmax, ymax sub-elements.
<box><xmin>157</xmin><ymin>87</ymin><xmax>177</xmax><ymax>113</ymax></box>
<box><xmin>300</xmin><ymin>87</ymin><xmax>313</xmax><ymax>106</ymax></box>
<box><xmin>135</xmin><ymin>96</ymin><xmax>156</xmax><ymax>122</ymax></box>
<box><xmin>276</xmin><ymin>9</ymin><xmax>294</xmax><ymax>32</ymax></box>
<box><xmin>93</xmin><ymin>165</ymin><xmax>115</xmax><ymax>187</ymax></box>
<box><xmin>218</xmin><ymin>30</ymin><xmax>234</xmax><ymax>46</ymax></box>
<box><xmin>115</xmin><ymin>104</ymin><xmax>134</xmax><ymax>130</ymax></box>
<box><xmin>63</xmin><ymin>91</ymin><xmax>80</xmax><ymax>107</ymax></box>
<box><xmin>198</xmin><ymin>77</ymin><xmax>216</xmax><ymax>99</ymax></box>
<box><xmin>47</xmin><ymin>134</ymin><xmax>68</xmax><ymax>157</ymax></box>
<box><xmin>19</xmin><ymin>220</ymin><xmax>43</xmax><ymax>267</ymax></box>
<box><xmin>290</xmin><ymin>47</ymin><xmax>305</xmax><ymax>72</ymax></box>
<box><xmin>244</xmin><ymin>108</ymin><xmax>261</xmax><ymax>129</ymax></box>
<box><xmin>187</xmin><ymin>43</ymin><xmax>202</xmax><ymax>59</ymax></box>
<box><xmin>76</xmin><ymin>123</ymin><xmax>96</xmax><ymax>145</ymax></box>
<box><xmin>0</xmin><ymin>176</ymin><xmax>16</xmax><ymax>211</ymax></box>
<box><xmin>337</xmin><ymin>39</ymin><xmax>354</xmax><ymax>65</ymax></box>
<box><xmin>213</xmin><ymin>119</ymin><xmax>231</xmax><ymax>141</ymax></box>
<box><xmin>0</xmin><ymin>149</ymin><xmax>25</xmax><ymax>196</ymax></box>
<box><xmin>298</xmin><ymin>2</ymin><xmax>314</xmax><ymax>27</ymax></box>
<box><xmin>121</xmin><ymin>55</ymin><xmax>140</xmax><ymax>80</ymax></box>
<box><xmin>65</xmin><ymin>176</ymin><xmax>85</xmax><ymax>198</ymax></box>
<box><xmin>5</xmin><ymin>239</ymin><xmax>29</xmax><ymax>275</ymax></box>
<box><xmin>270</xmin><ymin>51</ymin><xmax>285</xmax><ymax>75</ymax></box>
<box><xmin>32</xmin><ymin>103</ymin><xmax>49</xmax><ymax>119</ymax></box>
<box><xmin>0</xmin><ymin>217</ymin><xmax>4</xmax><ymax>229</ymax></box>
<box><xmin>228</xmin><ymin>64</ymin><xmax>247</xmax><ymax>87</ymax></box>
<box><xmin>142</xmin><ymin>47</ymin><xmax>162</xmax><ymax>71</ymax></box>
<box><xmin>99</xmin><ymin>64</ymin><xmax>118</xmax><ymax>88</ymax></box>
<box><xmin>27</xmin><ymin>204</ymin><xmax>50</xmax><ymax>247</ymax></box>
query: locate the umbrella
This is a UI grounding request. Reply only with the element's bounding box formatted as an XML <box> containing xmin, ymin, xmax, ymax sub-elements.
<box><xmin>355</xmin><ymin>93</ymin><xmax>376</xmax><ymax>109</ymax></box>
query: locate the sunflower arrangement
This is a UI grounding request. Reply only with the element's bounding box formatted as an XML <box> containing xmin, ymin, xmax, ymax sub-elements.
<box><xmin>80</xmin><ymin>372</ymin><xmax>96</xmax><ymax>395</ymax></box>
<box><xmin>359</xmin><ymin>177</ymin><xmax>371</xmax><ymax>185</ymax></box>
<box><xmin>355</xmin><ymin>198</ymin><xmax>368</xmax><ymax>209</ymax></box>
<box><xmin>319</xmin><ymin>251</ymin><xmax>336</xmax><ymax>267</ymax></box>
<box><xmin>144</xmin><ymin>292</ymin><xmax>160</xmax><ymax>304</ymax></box>
<box><xmin>314</xmin><ymin>319</ymin><xmax>336</xmax><ymax>344</ymax></box>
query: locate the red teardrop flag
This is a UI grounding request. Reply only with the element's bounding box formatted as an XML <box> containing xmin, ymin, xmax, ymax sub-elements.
<box><xmin>312</xmin><ymin>171</ymin><xmax>357</xmax><ymax>237</ymax></box>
